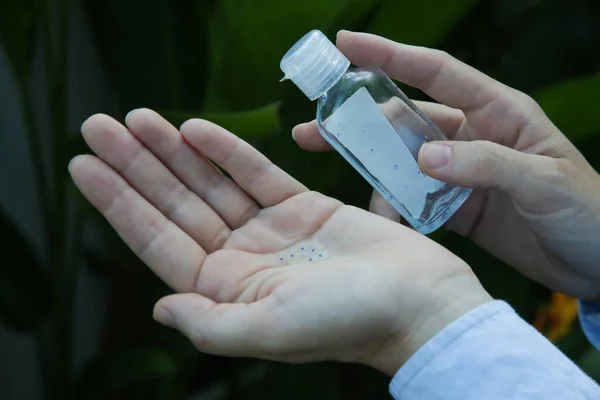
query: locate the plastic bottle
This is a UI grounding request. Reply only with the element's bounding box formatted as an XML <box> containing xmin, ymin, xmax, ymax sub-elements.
<box><xmin>280</xmin><ymin>30</ymin><xmax>471</xmax><ymax>234</ymax></box>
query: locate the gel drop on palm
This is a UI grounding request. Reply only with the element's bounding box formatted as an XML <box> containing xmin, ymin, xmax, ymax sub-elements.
<box><xmin>280</xmin><ymin>30</ymin><xmax>471</xmax><ymax>234</ymax></box>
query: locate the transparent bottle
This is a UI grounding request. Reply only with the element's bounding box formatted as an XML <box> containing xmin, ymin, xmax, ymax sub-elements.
<box><xmin>280</xmin><ymin>30</ymin><xmax>471</xmax><ymax>234</ymax></box>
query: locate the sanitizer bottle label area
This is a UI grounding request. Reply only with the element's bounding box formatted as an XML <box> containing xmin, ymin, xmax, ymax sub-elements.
<box><xmin>325</xmin><ymin>87</ymin><xmax>443</xmax><ymax>218</ymax></box>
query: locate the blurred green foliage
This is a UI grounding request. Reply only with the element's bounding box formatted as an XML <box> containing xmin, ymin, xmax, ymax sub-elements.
<box><xmin>0</xmin><ymin>210</ymin><xmax>48</xmax><ymax>332</ymax></box>
<box><xmin>2</xmin><ymin>0</ymin><xmax>600</xmax><ymax>399</ymax></box>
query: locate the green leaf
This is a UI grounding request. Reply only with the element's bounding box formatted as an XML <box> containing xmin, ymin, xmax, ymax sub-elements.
<box><xmin>557</xmin><ymin>322</ymin><xmax>590</xmax><ymax>362</ymax></box>
<box><xmin>367</xmin><ymin>0</ymin><xmax>481</xmax><ymax>47</ymax></box>
<box><xmin>161</xmin><ymin>102</ymin><xmax>281</xmax><ymax>140</ymax></box>
<box><xmin>0</xmin><ymin>0</ymin><xmax>36</xmax><ymax>82</ymax></box>
<box><xmin>83</xmin><ymin>0</ymin><xmax>211</xmax><ymax>111</ymax></box>
<box><xmin>77</xmin><ymin>348</ymin><xmax>178</xmax><ymax>400</ymax></box>
<box><xmin>323</xmin><ymin>0</ymin><xmax>384</xmax><ymax>38</ymax></box>
<box><xmin>205</xmin><ymin>0</ymin><xmax>380</xmax><ymax>111</ymax></box>
<box><xmin>578</xmin><ymin>346</ymin><xmax>600</xmax><ymax>382</ymax></box>
<box><xmin>533</xmin><ymin>74</ymin><xmax>600</xmax><ymax>141</ymax></box>
<box><xmin>0</xmin><ymin>210</ymin><xmax>48</xmax><ymax>332</ymax></box>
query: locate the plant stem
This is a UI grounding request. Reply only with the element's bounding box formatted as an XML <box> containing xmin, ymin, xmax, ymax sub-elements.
<box><xmin>19</xmin><ymin>79</ymin><xmax>52</xmax><ymax>244</ymax></box>
<box><xmin>36</xmin><ymin>0</ymin><xmax>75</xmax><ymax>398</ymax></box>
<box><xmin>158</xmin><ymin>0</ymin><xmax>182</xmax><ymax>109</ymax></box>
<box><xmin>20</xmin><ymin>74</ymin><xmax>61</xmax><ymax>400</ymax></box>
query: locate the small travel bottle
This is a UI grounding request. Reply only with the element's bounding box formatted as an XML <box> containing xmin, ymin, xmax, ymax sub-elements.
<box><xmin>280</xmin><ymin>30</ymin><xmax>471</xmax><ymax>234</ymax></box>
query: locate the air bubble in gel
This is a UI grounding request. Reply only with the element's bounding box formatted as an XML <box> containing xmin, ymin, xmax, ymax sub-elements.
<box><xmin>277</xmin><ymin>239</ymin><xmax>329</xmax><ymax>265</ymax></box>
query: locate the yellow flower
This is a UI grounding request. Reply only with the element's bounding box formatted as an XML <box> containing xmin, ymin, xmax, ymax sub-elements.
<box><xmin>534</xmin><ymin>292</ymin><xmax>579</xmax><ymax>343</ymax></box>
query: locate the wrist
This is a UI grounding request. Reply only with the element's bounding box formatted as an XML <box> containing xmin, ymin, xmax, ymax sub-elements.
<box><xmin>364</xmin><ymin>273</ymin><xmax>492</xmax><ymax>376</ymax></box>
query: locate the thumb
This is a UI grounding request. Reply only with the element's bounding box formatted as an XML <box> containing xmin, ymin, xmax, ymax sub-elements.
<box><xmin>153</xmin><ymin>293</ymin><xmax>273</xmax><ymax>357</ymax></box>
<box><xmin>418</xmin><ymin>140</ymin><xmax>561</xmax><ymax>199</ymax></box>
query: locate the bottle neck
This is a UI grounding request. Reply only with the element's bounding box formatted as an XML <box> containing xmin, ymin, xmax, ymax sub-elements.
<box><xmin>312</xmin><ymin>66</ymin><xmax>349</xmax><ymax>101</ymax></box>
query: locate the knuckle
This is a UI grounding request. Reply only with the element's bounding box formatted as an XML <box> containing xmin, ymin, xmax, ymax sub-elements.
<box><xmin>415</xmin><ymin>49</ymin><xmax>449</xmax><ymax>90</ymax></box>
<box><xmin>190</xmin><ymin>331</ymin><xmax>211</xmax><ymax>351</ymax></box>
<box><xmin>474</xmin><ymin>140</ymin><xmax>501</xmax><ymax>173</ymax></box>
<box><xmin>433</xmin><ymin>48</ymin><xmax>451</xmax><ymax>60</ymax></box>
<box><xmin>209</xmin><ymin>226</ymin><xmax>231</xmax><ymax>253</ymax></box>
<box><xmin>548</xmin><ymin>157</ymin><xmax>576</xmax><ymax>183</ymax></box>
<box><xmin>512</xmin><ymin>89</ymin><xmax>542</xmax><ymax>114</ymax></box>
<box><xmin>236</xmin><ymin>203</ymin><xmax>260</xmax><ymax>229</ymax></box>
<box><xmin>381</xmin><ymin>97</ymin><xmax>410</xmax><ymax>121</ymax></box>
<box><xmin>523</xmin><ymin>156</ymin><xmax>574</xmax><ymax>190</ymax></box>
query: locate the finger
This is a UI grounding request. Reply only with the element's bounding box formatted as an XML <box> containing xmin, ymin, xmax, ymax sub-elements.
<box><xmin>369</xmin><ymin>190</ymin><xmax>401</xmax><ymax>223</ymax></box>
<box><xmin>414</xmin><ymin>101</ymin><xmax>465</xmax><ymax>137</ymax></box>
<box><xmin>292</xmin><ymin>120</ymin><xmax>331</xmax><ymax>151</ymax></box>
<box><xmin>81</xmin><ymin>114</ymin><xmax>231</xmax><ymax>252</ymax></box>
<box><xmin>336</xmin><ymin>31</ymin><xmax>564</xmax><ymax>155</ymax></box>
<box><xmin>336</xmin><ymin>30</ymin><xmax>501</xmax><ymax>112</ymax></box>
<box><xmin>69</xmin><ymin>155</ymin><xmax>205</xmax><ymax>292</ymax></box>
<box><xmin>418</xmin><ymin>140</ymin><xmax>567</xmax><ymax>202</ymax></box>
<box><xmin>154</xmin><ymin>293</ymin><xmax>274</xmax><ymax>357</ymax></box>
<box><xmin>181</xmin><ymin>119</ymin><xmax>308</xmax><ymax>207</ymax></box>
<box><xmin>125</xmin><ymin>109</ymin><xmax>260</xmax><ymax>230</ymax></box>
<box><xmin>293</xmin><ymin>101</ymin><xmax>465</xmax><ymax>152</ymax></box>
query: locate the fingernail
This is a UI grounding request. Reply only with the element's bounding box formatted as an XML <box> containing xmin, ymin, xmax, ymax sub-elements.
<box><xmin>337</xmin><ymin>29</ymin><xmax>350</xmax><ymax>38</ymax></box>
<box><xmin>153</xmin><ymin>305</ymin><xmax>175</xmax><ymax>328</ymax></box>
<box><xmin>80</xmin><ymin>117</ymin><xmax>90</xmax><ymax>133</ymax></box>
<box><xmin>125</xmin><ymin>109</ymin><xmax>137</xmax><ymax>125</ymax></box>
<box><xmin>291</xmin><ymin>123</ymin><xmax>306</xmax><ymax>141</ymax></box>
<box><xmin>179</xmin><ymin>119</ymin><xmax>193</xmax><ymax>132</ymax></box>
<box><xmin>67</xmin><ymin>156</ymin><xmax>77</xmax><ymax>172</ymax></box>
<box><xmin>421</xmin><ymin>143</ymin><xmax>452</xmax><ymax>169</ymax></box>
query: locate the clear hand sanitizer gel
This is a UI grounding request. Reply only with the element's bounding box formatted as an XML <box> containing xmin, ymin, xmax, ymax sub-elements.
<box><xmin>280</xmin><ymin>30</ymin><xmax>472</xmax><ymax>234</ymax></box>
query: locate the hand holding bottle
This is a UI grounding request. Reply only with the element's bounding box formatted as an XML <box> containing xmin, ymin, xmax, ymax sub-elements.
<box><xmin>281</xmin><ymin>30</ymin><xmax>472</xmax><ymax>233</ymax></box>
<box><xmin>294</xmin><ymin>30</ymin><xmax>600</xmax><ymax>301</ymax></box>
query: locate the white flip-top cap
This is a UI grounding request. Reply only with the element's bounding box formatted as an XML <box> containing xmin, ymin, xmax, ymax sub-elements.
<box><xmin>280</xmin><ymin>30</ymin><xmax>350</xmax><ymax>101</ymax></box>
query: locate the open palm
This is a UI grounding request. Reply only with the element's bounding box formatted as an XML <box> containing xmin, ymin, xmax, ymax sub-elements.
<box><xmin>69</xmin><ymin>109</ymin><xmax>486</xmax><ymax>373</ymax></box>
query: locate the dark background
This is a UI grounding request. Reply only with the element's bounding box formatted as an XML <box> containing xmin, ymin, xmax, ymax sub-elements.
<box><xmin>1</xmin><ymin>0</ymin><xmax>600</xmax><ymax>399</ymax></box>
